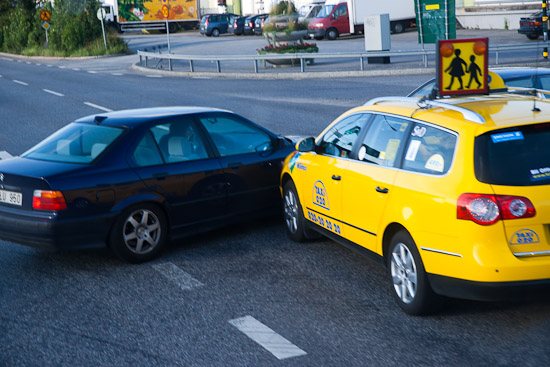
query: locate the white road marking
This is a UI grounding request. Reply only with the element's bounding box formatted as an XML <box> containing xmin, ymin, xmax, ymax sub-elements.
<box><xmin>43</xmin><ymin>89</ymin><xmax>64</xmax><ymax>97</ymax></box>
<box><xmin>0</xmin><ymin>57</ymin><xmax>12</xmax><ymax>61</ymax></box>
<box><xmin>58</xmin><ymin>66</ymin><xmax>66</xmax><ymax>69</ymax></box>
<box><xmin>13</xmin><ymin>80</ymin><xmax>28</xmax><ymax>86</ymax></box>
<box><xmin>83</xmin><ymin>102</ymin><xmax>113</xmax><ymax>112</ymax></box>
<box><xmin>145</xmin><ymin>75</ymin><xmax>162</xmax><ymax>78</ymax></box>
<box><xmin>26</xmin><ymin>62</ymin><xmax>31</xmax><ymax>65</ymax></box>
<box><xmin>0</xmin><ymin>151</ymin><xmax>13</xmax><ymax>160</ymax></box>
<box><xmin>35</xmin><ymin>63</ymin><xmax>41</xmax><ymax>66</ymax></box>
<box><xmin>111</xmin><ymin>73</ymin><xmax>123</xmax><ymax>76</ymax></box>
<box><xmin>88</xmin><ymin>70</ymin><xmax>98</xmax><ymax>74</ymax></box>
<box><xmin>46</xmin><ymin>65</ymin><xmax>53</xmax><ymax>67</ymax></box>
<box><xmin>229</xmin><ymin>316</ymin><xmax>307</xmax><ymax>360</ymax></box>
<box><xmin>153</xmin><ymin>262</ymin><xmax>204</xmax><ymax>291</ymax></box>
<box><xmin>72</xmin><ymin>68</ymin><xmax>80</xmax><ymax>71</ymax></box>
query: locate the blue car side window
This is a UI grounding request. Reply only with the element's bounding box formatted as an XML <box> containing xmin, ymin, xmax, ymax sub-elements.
<box><xmin>133</xmin><ymin>131</ymin><xmax>164</xmax><ymax>167</ymax></box>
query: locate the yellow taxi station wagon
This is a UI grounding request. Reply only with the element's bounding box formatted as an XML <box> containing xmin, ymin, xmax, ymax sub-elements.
<box><xmin>280</xmin><ymin>94</ymin><xmax>550</xmax><ymax>315</ymax></box>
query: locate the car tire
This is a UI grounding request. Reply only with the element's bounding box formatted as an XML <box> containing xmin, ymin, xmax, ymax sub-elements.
<box><xmin>392</xmin><ymin>21</ymin><xmax>404</xmax><ymax>34</ymax></box>
<box><xmin>314</xmin><ymin>36</ymin><xmax>324</xmax><ymax>40</ymax></box>
<box><xmin>283</xmin><ymin>181</ymin><xmax>310</xmax><ymax>242</ymax></box>
<box><xmin>110</xmin><ymin>204</ymin><xmax>168</xmax><ymax>263</ymax></box>
<box><xmin>527</xmin><ymin>34</ymin><xmax>540</xmax><ymax>40</ymax></box>
<box><xmin>212</xmin><ymin>28</ymin><xmax>220</xmax><ymax>37</ymax></box>
<box><xmin>327</xmin><ymin>28</ymin><xmax>338</xmax><ymax>40</ymax></box>
<box><xmin>387</xmin><ymin>230</ymin><xmax>443</xmax><ymax>315</ymax></box>
<box><xmin>168</xmin><ymin>22</ymin><xmax>178</xmax><ymax>33</ymax></box>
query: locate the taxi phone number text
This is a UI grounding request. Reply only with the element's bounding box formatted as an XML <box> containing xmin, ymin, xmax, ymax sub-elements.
<box><xmin>307</xmin><ymin>210</ymin><xmax>341</xmax><ymax>234</ymax></box>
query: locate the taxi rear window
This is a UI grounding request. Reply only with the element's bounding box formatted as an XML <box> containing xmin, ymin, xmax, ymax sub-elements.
<box><xmin>475</xmin><ymin>123</ymin><xmax>550</xmax><ymax>186</ymax></box>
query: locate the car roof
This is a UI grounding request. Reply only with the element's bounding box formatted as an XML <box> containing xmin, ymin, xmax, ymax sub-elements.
<box><xmin>74</xmin><ymin>106</ymin><xmax>230</xmax><ymax>128</ymax></box>
<box><xmin>491</xmin><ymin>67</ymin><xmax>550</xmax><ymax>78</ymax></box>
<box><xmin>359</xmin><ymin>94</ymin><xmax>550</xmax><ymax>133</ymax></box>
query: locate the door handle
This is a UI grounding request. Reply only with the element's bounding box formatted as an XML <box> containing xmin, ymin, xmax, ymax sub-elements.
<box><xmin>332</xmin><ymin>175</ymin><xmax>341</xmax><ymax>181</ymax></box>
<box><xmin>153</xmin><ymin>172</ymin><xmax>168</xmax><ymax>180</ymax></box>
<box><xmin>376</xmin><ymin>186</ymin><xmax>389</xmax><ymax>194</ymax></box>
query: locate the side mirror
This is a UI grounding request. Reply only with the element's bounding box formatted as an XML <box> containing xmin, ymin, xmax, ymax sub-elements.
<box><xmin>296</xmin><ymin>137</ymin><xmax>315</xmax><ymax>152</ymax></box>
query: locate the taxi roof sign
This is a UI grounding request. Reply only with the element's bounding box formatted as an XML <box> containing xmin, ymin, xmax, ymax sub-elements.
<box><xmin>437</xmin><ymin>38</ymin><xmax>489</xmax><ymax>97</ymax></box>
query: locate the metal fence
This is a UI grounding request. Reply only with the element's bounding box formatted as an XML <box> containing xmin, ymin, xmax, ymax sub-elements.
<box><xmin>137</xmin><ymin>41</ymin><xmax>550</xmax><ymax>74</ymax></box>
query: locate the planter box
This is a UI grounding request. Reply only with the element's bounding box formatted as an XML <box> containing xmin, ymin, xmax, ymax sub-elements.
<box><xmin>264</xmin><ymin>30</ymin><xmax>308</xmax><ymax>45</ymax></box>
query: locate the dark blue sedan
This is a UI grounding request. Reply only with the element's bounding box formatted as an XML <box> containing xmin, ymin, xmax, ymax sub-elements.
<box><xmin>0</xmin><ymin>107</ymin><xmax>295</xmax><ymax>262</ymax></box>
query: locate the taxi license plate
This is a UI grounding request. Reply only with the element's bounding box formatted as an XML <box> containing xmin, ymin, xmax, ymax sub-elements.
<box><xmin>0</xmin><ymin>189</ymin><xmax>22</xmax><ymax>206</ymax></box>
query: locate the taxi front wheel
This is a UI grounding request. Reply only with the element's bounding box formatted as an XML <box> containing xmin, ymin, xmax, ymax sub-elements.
<box><xmin>388</xmin><ymin>231</ymin><xmax>443</xmax><ymax>315</ymax></box>
<box><xmin>283</xmin><ymin>181</ymin><xmax>310</xmax><ymax>242</ymax></box>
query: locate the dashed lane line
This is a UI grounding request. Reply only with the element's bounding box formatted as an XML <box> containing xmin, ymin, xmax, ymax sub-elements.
<box><xmin>152</xmin><ymin>262</ymin><xmax>204</xmax><ymax>291</ymax></box>
<box><xmin>111</xmin><ymin>73</ymin><xmax>123</xmax><ymax>76</ymax></box>
<box><xmin>229</xmin><ymin>316</ymin><xmax>307</xmax><ymax>360</ymax></box>
<box><xmin>145</xmin><ymin>75</ymin><xmax>163</xmax><ymax>78</ymax></box>
<box><xmin>87</xmin><ymin>70</ymin><xmax>98</xmax><ymax>74</ymax></box>
<box><xmin>13</xmin><ymin>80</ymin><xmax>28</xmax><ymax>86</ymax></box>
<box><xmin>72</xmin><ymin>68</ymin><xmax>80</xmax><ymax>71</ymax></box>
<box><xmin>43</xmin><ymin>89</ymin><xmax>64</xmax><ymax>97</ymax></box>
<box><xmin>83</xmin><ymin>102</ymin><xmax>113</xmax><ymax>112</ymax></box>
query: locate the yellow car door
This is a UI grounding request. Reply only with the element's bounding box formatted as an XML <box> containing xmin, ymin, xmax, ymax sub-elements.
<box><xmin>303</xmin><ymin>113</ymin><xmax>371</xmax><ymax>235</ymax></box>
<box><xmin>341</xmin><ymin>114</ymin><xmax>412</xmax><ymax>252</ymax></box>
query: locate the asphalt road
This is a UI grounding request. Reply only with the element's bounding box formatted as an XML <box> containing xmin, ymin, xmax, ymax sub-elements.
<box><xmin>1</xmin><ymin>36</ymin><xmax>550</xmax><ymax>367</ymax></box>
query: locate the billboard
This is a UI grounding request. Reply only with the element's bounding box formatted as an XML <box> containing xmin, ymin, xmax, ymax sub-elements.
<box><xmin>117</xmin><ymin>0</ymin><xmax>198</xmax><ymax>23</ymax></box>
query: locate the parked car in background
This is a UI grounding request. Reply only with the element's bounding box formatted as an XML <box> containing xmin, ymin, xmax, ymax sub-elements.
<box><xmin>243</xmin><ymin>14</ymin><xmax>267</xmax><ymax>35</ymax></box>
<box><xmin>408</xmin><ymin>68</ymin><xmax>550</xmax><ymax>99</ymax></box>
<box><xmin>298</xmin><ymin>2</ymin><xmax>324</xmax><ymax>23</ymax></box>
<box><xmin>518</xmin><ymin>11</ymin><xmax>543</xmax><ymax>40</ymax></box>
<box><xmin>253</xmin><ymin>14</ymin><xmax>269</xmax><ymax>35</ymax></box>
<box><xmin>0</xmin><ymin>107</ymin><xmax>295</xmax><ymax>263</ymax></box>
<box><xmin>228</xmin><ymin>15</ymin><xmax>246</xmax><ymax>35</ymax></box>
<box><xmin>200</xmin><ymin>13</ymin><xmax>237</xmax><ymax>37</ymax></box>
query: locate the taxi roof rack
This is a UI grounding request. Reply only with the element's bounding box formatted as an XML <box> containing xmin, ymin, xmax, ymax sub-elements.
<box><xmin>364</xmin><ymin>97</ymin><xmax>486</xmax><ymax>124</ymax></box>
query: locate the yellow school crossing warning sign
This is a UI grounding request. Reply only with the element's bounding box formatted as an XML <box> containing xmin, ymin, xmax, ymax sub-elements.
<box><xmin>437</xmin><ymin>38</ymin><xmax>488</xmax><ymax>97</ymax></box>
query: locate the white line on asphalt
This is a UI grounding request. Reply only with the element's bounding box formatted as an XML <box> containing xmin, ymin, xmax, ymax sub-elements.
<box><xmin>46</xmin><ymin>65</ymin><xmax>53</xmax><ymax>67</ymax></box>
<box><xmin>88</xmin><ymin>70</ymin><xmax>98</xmax><ymax>74</ymax></box>
<box><xmin>58</xmin><ymin>66</ymin><xmax>66</xmax><ymax>69</ymax></box>
<box><xmin>26</xmin><ymin>62</ymin><xmax>31</xmax><ymax>64</ymax></box>
<box><xmin>43</xmin><ymin>89</ymin><xmax>64</xmax><ymax>97</ymax></box>
<box><xmin>111</xmin><ymin>73</ymin><xmax>123</xmax><ymax>76</ymax></box>
<box><xmin>72</xmin><ymin>68</ymin><xmax>80</xmax><ymax>71</ymax></box>
<box><xmin>83</xmin><ymin>102</ymin><xmax>113</xmax><ymax>112</ymax></box>
<box><xmin>13</xmin><ymin>80</ymin><xmax>28</xmax><ymax>86</ymax></box>
<box><xmin>0</xmin><ymin>151</ymin><xmax>13</xmax><ymax>160</ymax></box>
<box><xmin>229</xmin><ymin>316</ymin><xmax>307</xmax><ymax>360</ymax></box>
<box><xmin>0</xmin><ymin>57</ymin><xmax>12</xmax><ymax>61</ymax></box>
<box><xmin>0</xmin><ymin>75</ymin><xmax>3</xmax><ymax>78</ymax></box>
<box><xmin>145</xmin><ymin>75</ymin><xmax>162</xmax><ymax>78</ymax></box>
<box><xmin>35</xmin><ymin>63</ymin><xmax>41</xmax><ymax>66</ymax></box>
<box><xmin>152</xmin><ymin>262</ymin><xmax>204</xmax><ymax>291</ymax></box>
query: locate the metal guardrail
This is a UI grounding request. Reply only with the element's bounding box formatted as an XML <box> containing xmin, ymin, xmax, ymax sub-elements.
<box><xmin>137</xmin><ymin>41</ymin><xmax>550</xmax><ymax>74</ymax></box>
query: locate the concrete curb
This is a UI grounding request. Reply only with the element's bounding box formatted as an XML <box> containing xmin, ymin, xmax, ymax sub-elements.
<box><xmin>131</xmin><ymin>63</ymin><xmax>436</xmax><ymax>79</ymax></box>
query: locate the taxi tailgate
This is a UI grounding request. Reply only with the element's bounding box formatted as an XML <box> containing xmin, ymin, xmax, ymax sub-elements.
<box><xmin>492</xmin><ymin>185</ymin><xmax>550</xmax><ymax>257</ymax></box>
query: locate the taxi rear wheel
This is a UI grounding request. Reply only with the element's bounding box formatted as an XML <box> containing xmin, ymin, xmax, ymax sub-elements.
<box><xmin>283</xmin><ymin>181</ymin><xmax>308</xmax><ymax>242</ymax></box>
<box><xmin>387</xmin><ymin>231</ymin><xmax>442</xmax><ymax>315</ymax></box>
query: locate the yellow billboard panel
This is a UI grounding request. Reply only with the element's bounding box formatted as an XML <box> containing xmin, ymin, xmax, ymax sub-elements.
<box><xmin>118</xmin><ymin>0</ymin><xmax>198</xmax><ymax>23</ymax></box>
<box><xmin>438</xmin><ymin>38</ymin><xmax>489</xmax><ymax>97</ymax></box>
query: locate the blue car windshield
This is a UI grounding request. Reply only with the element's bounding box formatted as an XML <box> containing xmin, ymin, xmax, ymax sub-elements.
<box><xmin>22</xmin><ymin>123</ymin><xmax>124</xmax><ymax>164</ymax></box>
<box><xmin>317</xmin><ymin>5</ymin><xmax>334</xmax><ymax>18</ymax></box>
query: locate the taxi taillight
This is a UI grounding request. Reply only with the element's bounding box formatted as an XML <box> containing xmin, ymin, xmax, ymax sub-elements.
<box><xmin>457</xmin><ymin>193</ymin><xmax>535</xmax><ymax>226</ymax></box>
<box><xmin>33</xmin><ymin>190</ymin><xmax>67</xmax><ymax>211</ymax></box>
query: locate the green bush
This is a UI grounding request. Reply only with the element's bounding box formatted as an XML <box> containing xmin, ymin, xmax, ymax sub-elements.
<box><xmin>270</xmin><ymin>1</ymin><xmax>297</xmax><ymax>16</ymax></box>
<box><xmin>0</xmin><ymin>0</ymin><xmax>127</xmax><ymax>56</ymax></box>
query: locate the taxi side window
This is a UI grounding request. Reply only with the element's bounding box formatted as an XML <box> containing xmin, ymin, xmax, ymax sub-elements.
<box><xmin>318</xmin><ymin>113</ymin><xmax>369</xmax><ymax>158</ymax></box>
<box><xmin>357</xmin><ymin>115</ymin><xmax>409</xmax><ymax>167</ymax></box>
<box><xmin>402</xmin><ymin>123</ymin><xmax>457</xmax><ymax>174</ymax></box>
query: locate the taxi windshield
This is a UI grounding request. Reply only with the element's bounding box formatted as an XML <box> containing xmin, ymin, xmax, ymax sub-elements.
<box><xmin>475</xmin><ymin>123</ymin><xmax>550</xmax><ymax>186</ymax></box>
<box><xmin>23</xmin><ymin>123</ymin><xmax>124</xmax><ymax>164</ymax></box>
<box><xmin>317</xmin><ymin>5</ymin><xmax>334</xmax><ymax>18</ymax></box>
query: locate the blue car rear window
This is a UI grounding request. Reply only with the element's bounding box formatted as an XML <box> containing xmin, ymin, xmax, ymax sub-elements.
<box><xmin>22</xmin><ymin>123</ymin><xmax>124</xmax><ymax>164</ymax></box>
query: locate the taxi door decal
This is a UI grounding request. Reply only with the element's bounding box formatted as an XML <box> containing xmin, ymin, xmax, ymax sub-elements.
<box><xmin>312</xmin><ymin>180</ymin><xmax>329</xmax><ymax>210</ymax></box>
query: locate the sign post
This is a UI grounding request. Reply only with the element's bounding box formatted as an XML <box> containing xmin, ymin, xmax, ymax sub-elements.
<box><xmin>97</xmin><ymin>8</ymin><xmax>108</xmax><ymax>51</ymax></box>
<box><xmin>162</xmin><ymin>4</ymin><xmax>172</xmax><ymax>71</ymax></box>
<box><xmin>39</xmin><ymin>10</ymin><xmax>51</xmax><ymax>49</ymax></box>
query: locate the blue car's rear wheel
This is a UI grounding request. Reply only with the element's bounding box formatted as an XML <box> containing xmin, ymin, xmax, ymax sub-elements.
<box><xmin>110</xmin><ymin>204</ymin><xmax>167</xmax><ymax>263</ymax></box>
